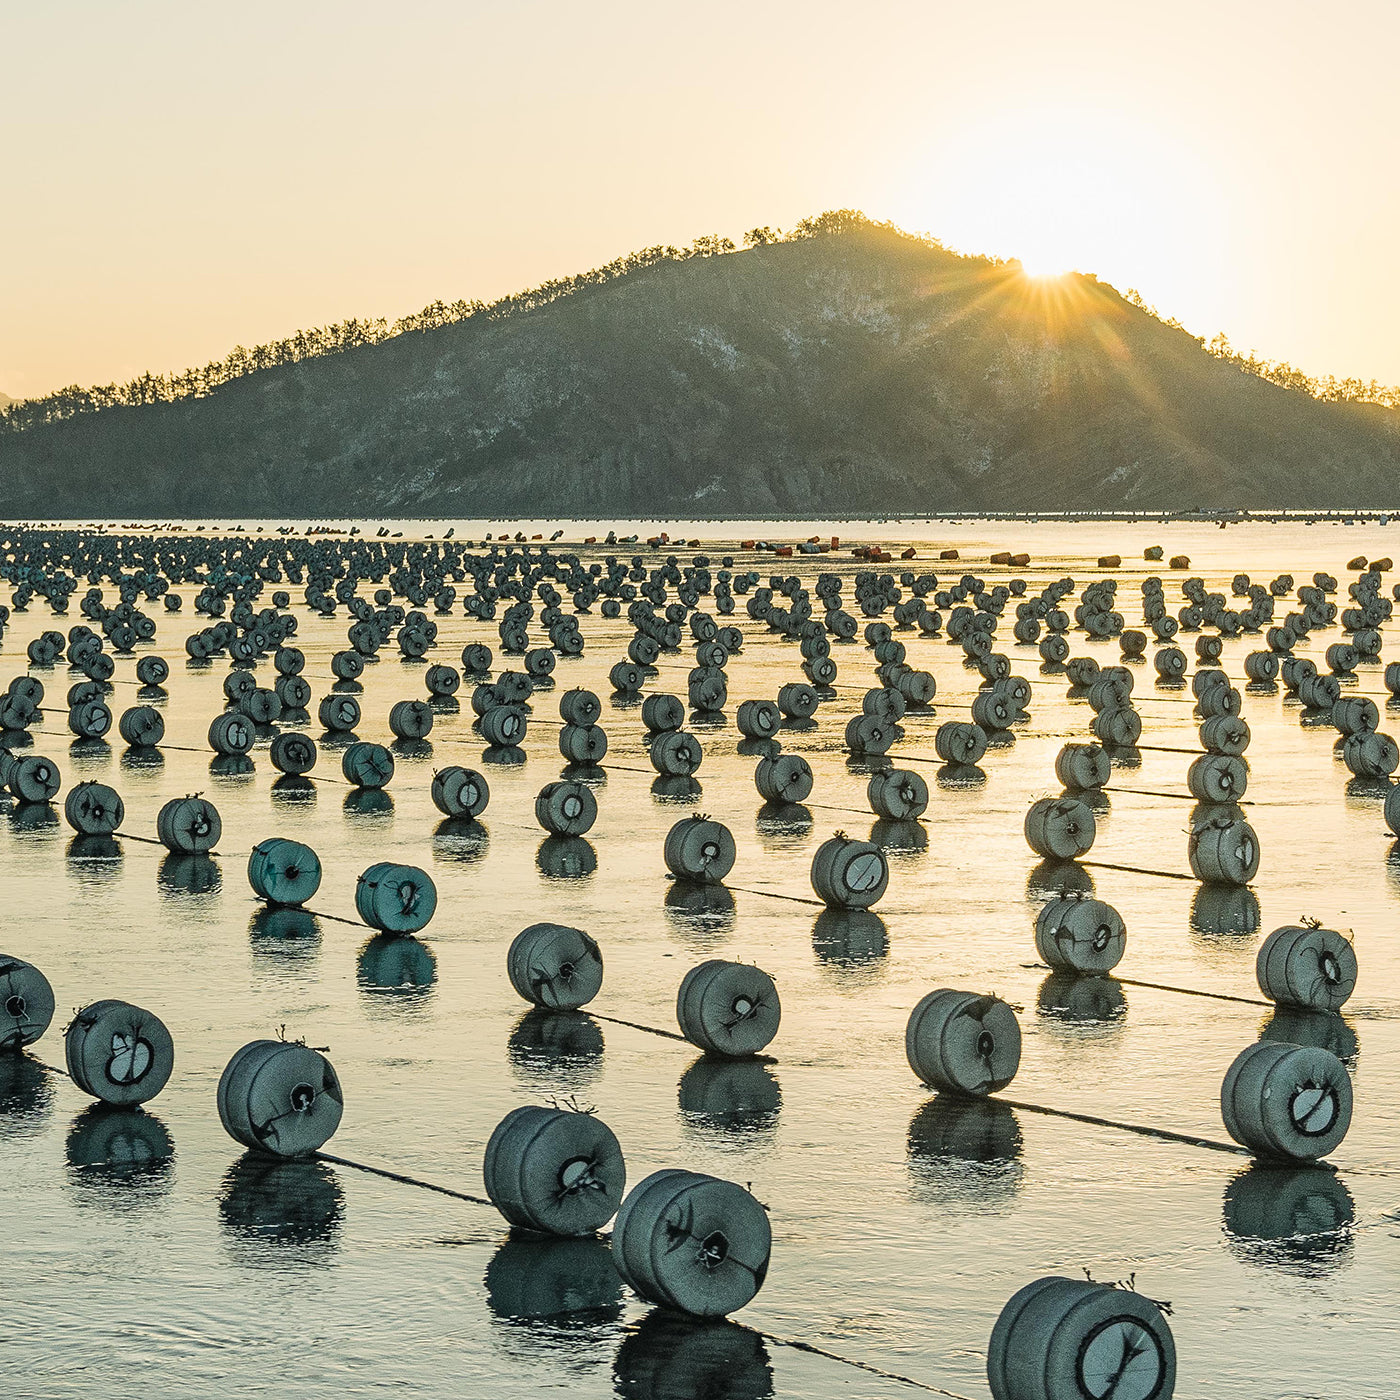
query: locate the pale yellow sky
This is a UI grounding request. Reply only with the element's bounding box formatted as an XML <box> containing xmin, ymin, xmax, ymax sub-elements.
<box><xmin>3</xmin><ymin>1</ymin><xmax>1398</xmax><ymax>399</ymax></box>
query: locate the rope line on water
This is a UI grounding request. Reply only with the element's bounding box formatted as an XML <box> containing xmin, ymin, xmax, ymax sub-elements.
<box><xmin>1079</xmin><ymin>859</ymin><xmax>1198</xmax><ymax>882</ymax></box>
<box><xmin>316</xmin><ymin>1151</ymin><xmax>495</xmax><ymax>1206</ymax></box>
<box><xmin>996</xmin><ymin>1098</ymin><xmax>1248</xmax><ymax>1156</ymax></box>
<box><xmin>727</xmin><ymin>885</ymin><xmax>829</xmax><ymax>908</ymax></box>
<box><xmin>589</xmin><ymin>1012</ymin><xmax>691</xmax><ymax>1043</ymax></box>
<box><xmin>757</xmin><ymin>1332</ymin><xmax>975</xmax><ymax>1398</ymax></box>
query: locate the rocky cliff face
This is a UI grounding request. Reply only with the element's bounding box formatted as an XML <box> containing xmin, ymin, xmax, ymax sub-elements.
<box><xmin>4</xmin><ymin>225</ymin><xmax>1399</xmax><ymax>516</ymax></box>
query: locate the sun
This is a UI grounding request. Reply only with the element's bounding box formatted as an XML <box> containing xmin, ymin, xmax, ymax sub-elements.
<box><xmin>1016</xmin><ymin>255</ymin><xmax>1072</xmax><ymax>281</ymax></box>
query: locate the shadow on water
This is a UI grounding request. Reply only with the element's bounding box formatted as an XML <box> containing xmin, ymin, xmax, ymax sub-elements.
<box><xmin>663</xmin><ymin>882</ymin><xmax>737</xmax><ymax>949</ymax></box>
<box><xmin>907</xmin><ymin>1096</ymin><xmax>1025</xmax><ymax>1210</ymax></box>
<box><xmin>0</xmin><ymin>1054</ymin><xmax>55</xmax><ymax>1136</ymax></box>
<box><xmin>1036</xmin><ymin>973</ymin><xmax>1128</xmax><ymax>1029</ymax></box>
<box><xmin>651</xmin><ymin>775</ymin><xmax>702</xmax><ymax>803</ymax></box>
<box><xmin>208</xmin><ymin>754</ymin><xmax>255</xmax><ymax>780</ymax></box>
<box><xmin>482</xmin><ymin>743</ymin><xmax>527</xmax><ymax>768</ymax></box>
<box><xmin>1258</xmin><ymin>1007</ymin><xmax>1359</xmax><ymax>1064</ymax></box>
<box><xmin>66</xmin><ymin>834</ymin><xmax>123</xmax><ymax>882</ymax></box>
<box><xmin>755</xmin><ymin>802</ymin><xmax>812</xmax><ymax>845</ymax></box>
<box><xmin>868</xmin><ymin>818</ymin><xmax>928</xmax><ymax>854</ymax></box>
<box><xmin>219</xmin><ymin>1154</ymin><xmax>344</xmax><ymax>1267</ymax></box>
<box><xmin>65</xmin><ymin>1106</ymin><xmax>174</xmax><ymax>1210</ymax></box>
<box><xmin>507</xmin><ymin>1010</ymin><xmax>604</xmax><ymax>1093</ymax></box>
<box><xmin>158</xmin><ymin>853</ymin><xmax>222</xmax><ymax>898</ymax></box>
<box><xmin>678</xmin><ymin>1056</ymin><xmax>781</xmax><ymax>1146</ymax></box>
<box><xmin>1222</xmin><ymin>1163</ymin><xmax>1355</xmax><ymax>1276</ymax></box>
<box><xmin>614</xmin><ymin>1310</ymin><xmax>774</xmax><ymax>1400</ymax></box>
<box><xmin>537</xmin><ymin>836</ymin><xmax>597</xmax><ymax>881</ymax></box>
<box><xmin>1189</xmin><ymin>884</ymin><xmax>1262</xmax><ymax>938</ymax></box>
<box><xmin>357</xmin><ymin>934</ymin><xmax>437</xmax><ymax>1010</ymax></box>
<box><xmin>344</xmin><ymin>787</ymin><xmax>394</xmax><ymax>819</ymax></box>
<box><xmin>270</xmin><ymin>775</ymin><xmax>317</xmax><ymax>806</ymax></box>
<box><xmin>935</xmin><ymin>762</ymin><xmax>986</xmax><ymax>790</ymax></box>
<box><xmin>119</xmin><ymin>746</ymin><xmax>165</xmax><ymax>773</ymax></box>
<box><xmin>249</xmin><ymin>907</ymin><xmax>322</xmax><ymax>968</ymax></box>
<box><xmin>432</xmin><ymin>816</ymin><xmax>490</xmax><ymax>864</ymax></box>
<box><xmin>1025</xmin><ymin>860</ymin><xmax>1095</xmax><ymax>901</ymax></box>
<box><xmin>811</xmin><ymin>909</ymin><xmax>888</xmax><ymax>974</ymax></box>
<box><xmin>484</xmin><ymin>1235</ymin><xmax>623</xmax><ymax>1360</ymax></box>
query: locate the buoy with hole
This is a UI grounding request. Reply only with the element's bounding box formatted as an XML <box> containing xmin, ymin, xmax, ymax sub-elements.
<box><xmin>507</xmin><ymin>923</ymin><xmax>605</xmax><ymax>1010</ymax></box>
<box><xmin>355</xmin><ymin>862</ymin><xmax>437</xmax><ymax>933</ymax></box>
<box><xmin>247</xmin><ymin>837</ymin><xmax>323</xmax><ymax>907</ymax></box>
<box><xmin>1187</xmin><ymin>753</ymin><xmax>1247</xmax><ymax>802</ymax></box>
<box><xmin>270</xmin><ymin>732</ymin><xmax>317</xmax><ymax>776</ymax></box>
<box><xmin>664</xmin><ymin>815</ymin><xmax>737</xmax><ymax>884</ymax></box>
<box><xmin>341</xmin><ymin>741</ymin><xmax>395</xmax><ymax>789</ymax></box>
<box><xmin>156</xmin><ymin>795</ymin><xmax>221</xmax><ymax>854</ymax></box>
<box><xmin>217</xmin><ymin>1039</ymin><xmax>344</xmax><ymax>1157</ymax></box>
<box><xmin>483</xmin><ymin>1104</ymin><xmax>625</xmax><ymax>1236</ymax></box>
<box><xmin>63</xmin><ymin>781</ymin><xmax>125</xmax><ymax>835</ymax></box>
<box><xmin>1034</xmin><ymin>897</ymin><xmax>1126</xmax><ymax>975</ymax></box>
<box><xmin>1024</xmin><ymin>797</ymin><xmax>1096</xmax><ymax>860</ymax></box>
<box><xmin>431</xmin><ymin>765</ymin><xmax>489</xmax><ymax>819</ymax></box>
<box><xmin>810</xmin><ymin>833</ymin><xmax>889</xmax><ymax>909</ymax></box>
<box><xmin>1221</xmin><ymin>1041</ymin><xmax>1352</xmax><ymax>1161</ymax></box>
<box><xmin>535</xmin><ymin>780</ymin><xmax>598</xmax><ymax>836</ymax></box>
<box><xmin>1256</xmin><ymin>924</ymin><xmax>1357</xmax><ymax>1011</ymax></box>
<box><xmin>754</xmin><ymin>753</ymin><xmax>812</xmax><ymax>803</ymax></box>
<box><xmin>867</xmin><ymin>769</ymin><xmax>929</xmax><ymax>820</ymax></box>
<box><xmin>1188</xmin><ymin>816</ymin><xmax>1259</xmax><ymax>885</ymax></box>
<box><xmin>906</xmin><ymin>990</ymin><xmax>1021</xmax><ymax>1096</ymax></box>
<box><xmin>65</xmin><ymin>1000</ymin><xmax>175</xmax><ymax>1106</ymax></box>
<box><xmin>0</xmin><ymin>955</ymin><xmax>55</xmax><ymax>1049</ymax></box>
<box><xmin>649</xmin><ymin>731</ymin><xmax>703</xmax><ymax>777</ymax></box>
<box><xmin>118</xmin><ymin>705</ymin><xmax>165</xmax><ymax>748</ymax></box>
<box><xmin>676</xmin><ymin>960</ymin><xmax>781</xmax><ymax>1056</ymax></box>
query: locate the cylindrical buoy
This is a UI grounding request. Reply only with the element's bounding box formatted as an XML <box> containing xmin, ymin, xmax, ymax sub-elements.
<box><xmin>777</xmin><ymin>682</ymin><xmax>818</xmax><ymax>719</ymax></box>
<box><xmin>988</xmin><ymin>1275</ymin><xmax>1177</xmax><ymax>1400</ymax></box>
<box><xmin>1221</xmin><ymin>1041</ymin><xmax>1352</xmax><ymax>1161</ymax></box>
<box><xmin>1034</xmin><ymin>897</ymin><xmax>1126</xmax><ymax>975</ymax></box>
<box><xmin>676</xmin><ymin>960</ymin><xmax>781</xmax><ymax>1056</ymax></box>
<box><xmin>867</xmin><ymin>768</ymin><xmax>929</xmax><ymax>820</ymax></box>
<box><xmin>558</xmin><ymin>723</ymin><xmax>609</xmax><ymax>764</ymax></box>
<box><xmin>535</xmin><ymin>780</ymin><xmax>598</xmax><ymax>836</ymax></box>
<box><xmin>906</xmin><ymin>989</ymin><xmax>1021</xmax><ymax>1096</ymax></box>
<box><xmin>355</xmin><ymin>862</ymin><xmax>437</xmax><ymax>933</ymax></box>
<box><xmin>341</xmin><ymin>741</ymin><xmax>395</xmax><ymax>789</ymax></box>
<box><xmin>1188</xmin><ymin>816</ymin><xmax>1259</xmax><ymax>885</ymax></box>
<box><xmin>642</xmin><ymin>693</ymin><xmax>685</xmax><ymax>734</ymax></box>
<box><xmin>0</xmin><ymin>955</ymin><xmax>55</xmax><ymax>1049</ymax></box>
<box><xmin>1186</xmin><ymin>753</ymin><xmax>1247</xmax><ymax>802</ymax></box>
<box><xmin>65</xmin><ymin>1000</ymin><xmax>175</xmax><ymax>1106</ymax></box>
<box><xmin>483</xmin><ymin>1105</ymin><xmax>625</xmax><ymax>1236</ymax></box>
<box><xmin>270</xmin><ymin>732</ymin><xmax>318</xmax><ymax>776</ymax></box>
<box><xmin>217</xmin><ymin>1039</ymin><xmax>344</xmax><ymax>1157</ymax></box>
<box><xmin>64</xmin><ymin>781</ymin><xmax>125</xmax><ymax>835</ymax></box>
<box><xmin>1199</xmin><ymin>715</ymin><xmax>1250</xmax><ymax>757</ymax></box>
<box><xmin>612</xmin><ymin>1170</ymin><xmax>771</xmax><ymax>1316</ymax></box>
<box><xmin>649</xmin><ymin>730</ymin><xmax>703</xmax><ymax>777</ymax></box>
<box><xmin>247</xmin><ymin>837</ymin><xmax>323</xmax><ymax>907</ymax></box>
<box><xmin>389</xmin><ymin>699</ymin><xmax>434</xmax><ymax>739</ymax></box>
<box><xmin>507</xmin><ymin>923</ymin><xmax>605</xmax><ymax>1009</ymax></box>
<box><xmin>934</xmin><ymin>721</ymin><xmax>988</xmax><ymax>766</ymax></box>
<box><xmin>1343</xmin><ymin>731</ymin><xmax>1399</xmax><ymax>779</ymax></box>
<box><xmin>157</xmin><ymin>795</ymin><xmax>221</xmax><ymax>854</ymax></box>
<box><xmin>736</xmin><ymin>699</ymin><xmax>781</xmax><ymax>739</ymax></box>
<box><xmin>118</xmin><ymin>705</ymin><xmax>165</xmax><ymax>748</ymax></box>
<box><xmin>1053</xmin><ymin>743</ymin><xmax>1110</xmax><ymax>792</ymax></box>
<box><xmin>480</xmin><ymin>706</ymin><xmax>528</xmax><ymax>747</ymax></box>
<box><xmin>318</xmin><ymin>694</ymin><xmax>361</xmax><ymax>732</ymax></box>
<box><xmin>208</xmin><ymin>712</ymin><xmax>254</xmax><ymax>756</ymax></box>
<box><xmin>810</xmin><ymin>834</ymin><xmax>889</xmax><ymax>909</ymax></box>
<box><xmin>431</xmin><ymin>765</ymin><xmax>489</xmax><ymax>818</ymax></box>
<box><xmin>754</xmin><ymin>753</ymin><xmax>812</xmax><ymax>803</ymax></box>
<box><xmin>1256</xmin><ymin>924</ymin><xmax>1357</xmax><ymax>1011</ymax></box>
<box><xmin>1024</xmin><ymin>797</ymin><xmax>1096</xmax><ymax>860</ymax></box>
<box><xmin>664</xmin><ymin>815</ymin><xmax>737</xmax><ymax>884</ymax></box>
<box><xmin>135</xmin><ymin>656</ymin><xmax>169</xmax><ymax>686</ymax></box>
<box><xmin>559</xmin><ymin>688</ymin><xmax>602</xmax><ymax>727</ymax></box>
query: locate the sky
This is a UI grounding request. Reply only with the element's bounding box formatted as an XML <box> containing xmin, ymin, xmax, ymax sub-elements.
<box><xmin>3</xmin><ymin>0</ymin><xmax>1399</xmax><ymax>400</ymax></box>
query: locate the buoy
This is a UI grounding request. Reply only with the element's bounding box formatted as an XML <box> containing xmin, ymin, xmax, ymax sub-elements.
<box><xmin>64</xmin><ymin>1000</ymin><xmax>174</xmax><ymax>1106</ymax></box>
<box><xmin>1186</xmin><ymin>753</ymin><xmax>1247</xmax><ymax>802</ymax></box>
<box><xmin>535</xmin><ymin>780</ymin><xmax>598</xmax><ymax>836</ymax></box>
<box><xmin>1188</xmin><ymin>816</ymin><xmax>1259</xmax><ymax>885</ymax></box>
<box><xmin>240</xmin><ymin>688</ymin><xmax>282</xmax><ymax>726</ymax></box>
<box><xmin>135</xmin><ymin>656</ymin><xmax>169</xmax><ymax>686</ymax></box>
<box><xmin>482</xmin><ymin>1104</ymin><xmax>625</xmax><ymax>1235</ymax></box>
<box><xmin>906</xmin><ymin>989</ymin><xmax>1021</xmax><ymax>1096</ymax></box>
<box><xmin>1343</xmin><ymin>731</ymin><xmax>1399</xmax><ymax>778</ymax></box>
<box><xmin>677</xmin><ymin>960</ymin><xmax>780</xmax><ymax>1056</ymax></box>
<box><xmin>754</xmin><ymin>753</ymin><xmax>812</xmax><ymax>803</ymax></box>
<box><xmin>559</xmin><ymin>688</ymin><xmax>602</xmax><ymax>727</ymax></box>
<box><xmin>507</xmin><ymin>923</ymin><xmax>605</xmax><ymax>1009</ymax></box>
<box><xmin>68</xmin><ymin>700</ymin><xmax>113</xmax><ymax>739</ymax></box>
<box><xmin>63</xmin><ymin>781</ymin><xmax>124</xmax><ymax>835</ymax></box>
<box><xmin>318</xmin><ymin>694</ymin><xmax>361</xmax><ymax>732</ymax></box>
<box><xmin>0</xmin><ymin>955</ymin><xmax>55</xmax><ymax>1048</ymax></box>
<box><xmin>664</xmin><ymin>816</ymin><xmax>737</xmax><ymax>884</ymax></box>
<box><xmin>1053</xmin><ymin>744</ymin><xmax>1110</xmax><ymax>792</ymax></box>
<box><xmin>1199</xmin><ymin>715</ymin><xmax>1250</xmax><ymax>757</ymax></box>
<box><xmin>810</xmin><ymin>833</ymin><xmax>888</xmax><ymax>909</ymax></box>
<box><xmin>341</xmin><ymin>741</ymin><xmax>395</xmax><ymax>789</ymax></box>
<box><xmin>988</xmin><ymin>1275</ymin><xmax>1177</xmax><ymax>1400</ymax></box>
<box><xmin>736</xmin><ymin>699</ymin><xmax>781</xmax><ymax>739</ymax></box>
<box><xmin>1034</xmin><ymin>897</ymin><xmax>1126</xmax><ymax>975</ymax></box>
<box><xmin>118</xmin><ymin>705</ymin><xmax>165</xmax><ymax>748</ymax></box>
<box><xmin>642</xmin><ymin>693</ymin><xmax>685</xmax><ymax>734</ymax></box>
<box><xmin>217</xmin><ymin>1039</ymin><xmax>344</xmax><ymax>1157</ymax></box>
<box><xmin>269</xmin><ymin>732</ymin><xmax>316</xmax><ymax>777</ymax></box>
<box><xmin>1256</xmin><ymin>924</ymin><xmax>1357</xmax><ymax>1011</ymax></box>
<box><xmin>431</xmin><ymin>765</ymin><xmax>489</xmax><ymax>819</ymax></box>
<box><xmin>389</xmin><ymin>699</ymin><xmax>434</xmax><ymax>739</ymax></box>
<box><xmin>649</xmin><ymin>731</ymin><xmax>703</xmax><ymax>777</ymax></box>
<box><xmin>355</xmin><ymin>862</ymin><xmax>437</xmax><ymax>933</ymax></box>
<box><xmin>612</xmin><ymin>1170</ymin><xmax>771</xmax><ymax>1316</ymax></box>
<box><xmin>480</xmin><ymin>706</ymin><xmax>528</xmax><ymax>748</ymax></box>
<box><xmin>1221</xmin><ymin>1041</ymin><xmax>1352</xmax><ymax>1161</ymax></box>
<box><xmin>248</xmin><ymin>837</ymin><xmax>323</xmax><ymax>907</ymax></box>
<box><xmin>559</xmin><ymin>723</ymin><xmax>609</xmax><ymax>763</ymax></box>
<box><xmin>935</xmin><ymin>721</ymin><xmax>989</xmax><ymax>766</ymax></box>
<box><xmin>776</xmin><ymin>682</ymin><xmax>818</xmax><ymax>720</ymax></box>
<box><xmin>157</xmin><ymin>795</ymin><xmax>221</xmax><ymax>853</ymax></box>
<box><xmin>1024</xmin><ymin>797</ymin><xmax>1096</xmax><ymax>860</ymax></box>
<box><xmin>208</xmin><ymin>712</ymin><xmax>255</xmax><ymax>757</ymax></box>
<box><xmin>6</xmin><ymin>754</ymin><xmax>60</xmax><ymax>804</ymax></box>
<box><xmin>867</xmin><ymin>769</ymin><xmax>929</xmax><ymax>820</ymax></box>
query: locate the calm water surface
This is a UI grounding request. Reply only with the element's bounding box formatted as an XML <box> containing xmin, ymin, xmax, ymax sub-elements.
<box><xmin>4</xmin><ymin>518</ymin><xmax>1400</xmax><ymax>1400</ymax></box>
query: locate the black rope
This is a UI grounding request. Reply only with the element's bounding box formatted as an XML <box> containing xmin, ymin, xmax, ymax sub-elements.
<box><xmin>1079</xmin><ymin>859</ymin><xmax>1198</xmax><ymax>882</ymax></box>
<box><xmin>589</xmin><ymin>1012</ymin><xmax>690</xmax><ymax>1043</ymax></box>
<box><xmin>316</xmin><ymin>1151</ymin><xmax>495</xmax><ymax>1205</ymax></box>
<box><xmin>997</xmin><ymin>1097</ymin><xmax>1247</xmax><ymax>1155</ymax></box>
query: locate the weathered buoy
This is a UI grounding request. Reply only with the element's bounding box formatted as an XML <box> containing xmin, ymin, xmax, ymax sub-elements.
<box><xmin>535</xmin><ymin>780</ymin><xmax>598</xmax><ymax>836</ymax></box>
<box><xmin>935</xmin><ymin>721</ymin><xmax>989</xmax><ymax>766</ymax></box>
<box><xmin>906</xmin><ymin>989</ymin><xmax>1021</xmax><ymax>1096</ymax></box>
<box><xmin>135</xmin><ymin>656</ymin><xmax>169</xmax><ymax>687</ymax></box>
<box><xmin>118</xmin><ymin>705</ymin><xmax>165</xmax><ymax>748</ymax></box>
<box><xmin>1221</xmin><ymin>1041</ymin><xmax>1352</xmax><ymax>1161</ymax></box>
<box><xmin>1024</xmin><ymin>797</ymin><xmax>1096</xmax><ymax>860</ymax></box>
<box><xmin>355</xmin><ymin>862</ymin><xmax>437</xmax><ymax>932</ymax></box>
<box><xmin>1188</xmin><ymin>816</ymin><xmax>1259</xmax><ymax>885</ymax></box>
<box><xmin>810</xmin><ymin>834</ymin><xmax>889</xmax><ymax>909</ymax></box>
<box><xmin>431</xmin><ymin>765</ymin><xmax>489</xmax><ymax>818</ymax></box>
<box><xmin>1034</xmin><ymin>897</ymin><xmax>1126</xmax><ymax>975</ymax></box>
<box><xmin>63</xmin><ymin>780</ymin><xmax>124</xmax><ymax>835</ymax></box>
<box><xmin>559</xmin><ymin>688</ymin><xmax>602</xmax><ymax>727</ymax></box>
<box><xmin>736</xmin><ymin>699</ymin><xmax>781</xmax><ymax>739</ymax></box>
<box><xmin>157</xmin><ymin>795</ymin><xmax>220</xmax><ymax>853</ymax></box>
<box><xmin>341</xmin><ymin>741</ymin><xmax>395</xmax><ymax>788</ymax></box>
<box><xmin>776</xmin><ymin>682</ymin><xmax>818</xmax><ymax>720</ymax></box>
<box><xmin>1186</xmin><ymin>753</ymin><xmax>1248</xmax><ymax>802</ymax></box>
<box><xmin>0</xmin><ymin>955</ymin><xmax>55</xmax><ymax>1048</ymax></box>
<box><xmin>482</xmin><ymin>1104</ymin><xmax>625</xmax><ymax>1236</ymax></box>
<box><xmin>867</xmin><ymin>769</ymin><xmax>929</xmax><ymax>820</ymax></box>
<box><xmin>642</xmin><ymin>693</ymin><xmax>685</xmax><ymax>734</ymax></box>
<box><xmin>1343</xmin><ymin>731</ymin><xmax>1399</xmax><ymax>778</ymax></box>
<box><xmin>1053</xmin><ymin>743</ymin><xmax>1110</xmax><ymax>791</ymax></box>
<box><xmin>1256</xmin><ymin>924</ymin><xmax>1357</xmax><ymax>1011</ymax></box>
<box><xmin>389</xmin><ymin>699</ymin><xmax>434</xmax><ymax>739</ymax></box>
<box><xmin>247</xmin><ymin>837</ymin><xmax>323</xmax><ymax>907</ymax></box>
<box><xmin>664</xmin><ymin>815</ymin><xmax>737</xmax><ymax>884</ymax></box>
<box><xmin>1199</xmin><ymin>714</ymin><xmax>1250</xmax><ymax>757</ymax></box>
<box><xmin>612</xmin><ymin>1170</ymin><xmax>771</xmax><ymax>1316</ymax></box>
<box><xmin>754</xmin><ymin>752</ymin><xmax>812</xmax><ymax>803</ymax></box>
<box><xmin>270</xmin><ymin>732</ymin><xmax>318</xmax><ymax>776</ymax></box>
<box><xmin>65</xmin><ymin>1000</ymin><xmax>174</xmax><ymax>1106</ymax></box>
<box><xmin>677</xmin><ymin>960</ymin><xmax>780</xmax><ymax>1056</ymax></box>
<box><xmin>318</xmin><ymin>694</ymin><xmax>361</xmax><ymax>732</ymax></box>
<box><xmin>649</xmin><ymin>730</ymin><xmax>703</xmax><ymax>777</ymax></box>
<box><xmin>217</xmin><ymin>1039</ymin><xmax>344</xmax><ymax>1157</ymax></box>
<box><xmin>208</xmin><ymin>712</ymin><xmax>254</xmax><ymax>757</ymax></box>
<box><xmin>507</xmin><ymin>923</ymin><xmax>605</xmax><ymax>1009</ymax></box>
<box><xmin>988</xmin><ymin>1275</ymin><xmax>1177</xmax><ymax>1400</ymax></box>
<box><xmin>559</xmin><ymin>723</ymin><xmax>609</xmax><ymax>763</ymax></box>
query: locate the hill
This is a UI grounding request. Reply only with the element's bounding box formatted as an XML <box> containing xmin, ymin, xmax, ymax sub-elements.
<box><xmin>4</xmin><ymin>217</ymin><xmax>1399</xmax><ymax>516</ymax></box>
